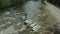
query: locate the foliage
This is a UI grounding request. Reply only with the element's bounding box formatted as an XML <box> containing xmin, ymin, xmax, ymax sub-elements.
<box><xmin>0</xmin><ymin>0</ymin><xmax>26</xmax><ymax>8</ymax></box>
<box><xmin>0</xmin><ymin>0</ymin><xmax>11</xmax><ymax>8</ymax></box>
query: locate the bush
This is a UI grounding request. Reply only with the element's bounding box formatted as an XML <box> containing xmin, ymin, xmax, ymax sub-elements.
<box><xmin>0</xmin><ymin>0</ymin><xmax>26</xmax><ymax>8</ymax></box>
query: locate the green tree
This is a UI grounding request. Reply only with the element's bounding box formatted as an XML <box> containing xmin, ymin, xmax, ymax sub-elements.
<box><xmin>0</xmin><ymin>0</ymin><xmax>11</xmax><ymax>8</ymax></box>
<box><xmin>0</xmin><ymin>0</ymin><xmax>27</xmax><ymax>8</ymax></box>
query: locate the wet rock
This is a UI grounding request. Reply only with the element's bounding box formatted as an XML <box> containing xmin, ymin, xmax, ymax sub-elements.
<box><xmin>5</xmin><ymin>12</ymin><xmax>10</xmax><ymax>15</ymax></box>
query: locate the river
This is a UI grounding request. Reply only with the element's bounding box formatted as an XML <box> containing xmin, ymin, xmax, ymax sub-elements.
<box><xmin>0</xmin><ymin>0</ymin><xmax>41</xmax><ymax>34</ymax></box>
<box><xmin>24</xmin><ymin>1</ymin><xmax>41</xmax><ymax>19</ymax></box>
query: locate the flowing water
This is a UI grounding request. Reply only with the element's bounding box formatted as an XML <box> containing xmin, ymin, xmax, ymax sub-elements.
<box><xmin>0</xmin><ymin>0</ymin><xmax>41</xmax><ymax>34</ymax></box>
<box><xmin>24</xmin><ymin>1</ymin><xmax>41</xmax><ymax>19</ymax></box>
